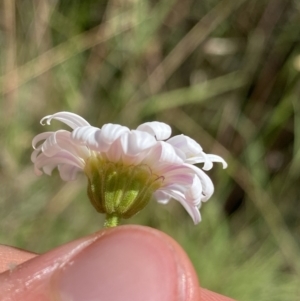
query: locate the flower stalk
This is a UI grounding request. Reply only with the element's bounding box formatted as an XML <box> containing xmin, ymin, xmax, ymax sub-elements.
<box><xmin>104</xmin><ymin>214</ymin><xmax>120</xmax><ymax>228</ymax></box>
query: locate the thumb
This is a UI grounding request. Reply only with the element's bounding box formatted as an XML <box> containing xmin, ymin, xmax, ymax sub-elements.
<box><xmin>0</xmin><ymin>225</ymin><xmax>200</xmax><ymax>301</ymax></box>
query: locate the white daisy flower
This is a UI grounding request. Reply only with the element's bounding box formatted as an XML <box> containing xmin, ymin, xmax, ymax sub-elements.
<box><xmin>32</xmin><ymin>112</ymin><xmax>227</xmax><ymax>227</ymax></box>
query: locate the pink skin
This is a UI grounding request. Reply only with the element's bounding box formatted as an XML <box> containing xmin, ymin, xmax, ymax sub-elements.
<box><xmin>0</xmin><ymin>226</ymin><xmax>235</xmax><ymax>301</ymax></box>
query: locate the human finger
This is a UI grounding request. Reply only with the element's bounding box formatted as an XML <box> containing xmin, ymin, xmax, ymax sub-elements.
<box><xmin>0</xmin><ymin>245</ymin><xmax>37</xmax><ymax>273</ymax></box>
<box><xmin>0</xmin><ymin>225</ymin><xmax>235</xmax><ymax>301</ymax></box>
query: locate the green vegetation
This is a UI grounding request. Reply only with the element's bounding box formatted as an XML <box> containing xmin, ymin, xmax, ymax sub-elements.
<box><xmin>0</xmin><ymin>0</ymin><xmax>299</xmax><ymax>299</ymax></box>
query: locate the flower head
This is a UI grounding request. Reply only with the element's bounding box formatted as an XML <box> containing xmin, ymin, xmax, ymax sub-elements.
<box><xmin>32</xmin><ymin>112</ymin><xmax>227</xmax><ymax>226</ymax></box>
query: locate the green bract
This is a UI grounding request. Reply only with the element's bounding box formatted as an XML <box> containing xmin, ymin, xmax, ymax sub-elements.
<box><xmin>84</xmin><ymin>156</ymin><xmax>163</xmax><ymax>227</ymax></box>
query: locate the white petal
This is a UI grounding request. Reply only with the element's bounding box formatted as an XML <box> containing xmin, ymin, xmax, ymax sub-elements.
<box><xmin>105</xmin><ymin>139</ymin><xmax>122</xmax><ymax>163</ymax></box>
<box><xmin>40</xmin><ymin>112</ymin><xmax>90</xmax><ymax>129</ymax></box>
<box><xmin>120</xmin><ymin>130</ymin><xmax>156</xmax><ymax>158</ymax></box>
<box><xmin>34</xmin><ymin>151</ymin><xmax>84</xmax><ymax>176</ymax></box>
<box><xmin>161</xmin><ymin>183</ymin><xmax>199</xmax><ymax>206</ymax></box>
<box><xmin>185</xmin><ymin>175</ymin><xmax>202</xmax><ymax>205</ymax></box>
<box><xmin>166</xmin><ymin>135</ymin><xmax>227</xmax><ymax>171</ymax></box>
<box><xmin>167</xmin><ymin>135</ymin><xmax>203</xmax><ymax>157</ymax></box>
<box><xmin>71</xmin><ymin>126</ymin><xmax>100</xmax><ymax>149</ymax></box>
<box><xmin>153</xmin><ymin>190</ymin><xmax>171</xmax><ymax>204</ymax></box>
<box><xmin>43</xmin><ymin>164</ymin><xmax>57</xmax><ymax>176</ymax></box>
<box><xmin>144</xmin><ymin>142</ymin><xmax>183</xmax><ymax>167</ymax></box>
<box><xmin>41</xmin><ymin>132</ymin><xmax>62</xmax><ymax>157</ymax></box>
<box><xmin>122</xmin><ymin>150</ymin><xmax>150</xmax><ymax>166</ymax></box>
<box><xmin>180</xmin><ymin>201</ymin><xmax>201</xmax><ymax>224</ymax></box>
<box><xmin>42</xmin><ymin>130</ymin><xmax>89</xmax><ymax>159</ymax></box>
<box><xmin>56</xmin><ymin>131</ymin><xmax>90</xmax><ymax>159</ymax></box>
<box><xmin>198</xmin><ymin>171</ymin><xmax>214</xmax><ymax>202</ymax></box>
<box><xmin>159</xmin><ymin>165</ymin><xmax>194</xmax><ymax>186</ymax></box>
<box><xmin>154</xmin><ymin>163</ymin><xmax>194</xmax><ymax>178</ymax></box>
<box><xmin>137</xmin><ymin>122</ymin><xmax>172</xmax><ymax>140</ymax></box>
<box><xmin>58</xmin><ymin>164</ymin><xmax>81</xmax><ymax>181</ymax></box>
<box><xmin>185</xmin><ymin>152</ymin><xmax>213</xmax><ymax>170</ymax></box>
<box><xmin>184</xmin><ymin>164</ymin><xmax>214</xmax><ymax>202</ymax></box>
<box><xmin>206</xmin><ymin>154</ymin><xmax>228</xmax><ymax>169</ymax></box>
<box><xmin>163</xmin><ymin>172</ymin><xmax>194</xmax><ymax>187</ymax></box>
<box><xmin>97</xmin><ymin>124</ymin><xmax>130</xmax><ymax>152</ymax></box>
<box><xmin>32</xmin><ymin>132</ymin><xmax>53</xmax><ymax>149</ymax></box>
<box><xmin>158</xmin><ymin>187</ymin><xmax>201</xmax><ymax>224</ymax></box>
<box><xmin>31</xmin><ymin>148</ymin><xmax>41</xmax><ymax>162</ymax></box>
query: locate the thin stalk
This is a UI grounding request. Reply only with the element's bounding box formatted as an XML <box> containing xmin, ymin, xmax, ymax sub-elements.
<box><xmin>104</xmin><ymin>214</ymin><xmax>120</xmax><ymax>228</ymax></box>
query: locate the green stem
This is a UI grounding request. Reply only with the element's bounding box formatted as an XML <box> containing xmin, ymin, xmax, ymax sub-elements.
<box><xmin>104</xmin><ymin>213</ymin><xmax>120</xmax><ymax>228</ymax></box>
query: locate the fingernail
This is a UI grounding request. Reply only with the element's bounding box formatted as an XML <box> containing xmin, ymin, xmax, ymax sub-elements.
<box><xmin>52</xmin><ymin>226</ymin><xmax>186</xmax><ymax>301</ymax></box>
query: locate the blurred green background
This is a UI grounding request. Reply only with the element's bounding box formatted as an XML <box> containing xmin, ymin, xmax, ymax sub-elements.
<box><xmin>0</xmin><ymin>0</ymin><xmax>300</xmax><ymax>300</ymax></box>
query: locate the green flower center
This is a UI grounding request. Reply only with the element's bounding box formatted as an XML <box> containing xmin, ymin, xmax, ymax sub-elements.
<box><xmin>84</xmin><ymin>156</ymin><xmax>163</xmax><ymax>227</ymax></box>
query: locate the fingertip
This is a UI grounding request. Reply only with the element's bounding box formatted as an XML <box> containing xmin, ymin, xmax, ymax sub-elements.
<box><xmin>0</xmin><ymin>245</ymin><xmax>37</xmax><ymax>273</ymax></box>
<box><xmin>0</xmin><ymin>226</ymin><xmax>235</xmax><ymax>301</ymax></box>
<box><xmin>53</xmin><ymin>225</ymin><xmax>201</xmax><ymax>301</ymax></box>
<box><xmin>200</xmin><ymin>288</ymin><xmax>236</xmax><ymax>301</ymax></box>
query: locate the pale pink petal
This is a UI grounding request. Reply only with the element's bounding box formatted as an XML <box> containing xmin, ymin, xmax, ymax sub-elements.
<box><xmin>42</xmin><ymin>164</ymin><xmax>56</xmax><ymax>176</ymax></box>
<box><xmin>160</xmin><ymin>183</ymin><xmax>199</xmax><ymax>206</ymax></box>
<box><xmin>185</xmin><ymin>153</ymin><xmax>227</xmax><ymax>170</ymax></box>
<box><xmin>157</xmin><ymin>187</ymin><xmax>201</xmax><ymax>224</ymax></box>
<box><xmin>180</xmin><ymin>202</ymin><xmax>201</xmax><ymax>224</ymax></box>
<box><xmin>163</xmin><ymin>173</ymin><xmax>194</xmax><ymax>186</ymax></box>
<box><xmin>71</xmin><ymin>126</ymin><xmax>99</xmax><ymax>144</ymax></box>
<box><xmin>71</xmin><ymin>126</ymin><xmax>103</xmax><ymax>152</ymax></box>
<box><xmin>32</xmin><ymin>132</ymin><xmax>53</xmax><ymax>149</ymax></box>
<box><xmin>167</xmin><ymin>135</ymin><xmax>226</xmax><ymax>170</ymax></box>
<box><xmin>167</xmin><ymin>135</ymin><xmax>203</xmax><ymax>157</ymax></box>
<box><xmin>34</xmin><ymin>151</ymin><xmax>84</xmax><ymax>176</ymax></box>
<box><xmin>185</xmin><ymin>152</ymin><xmax>227</xmax><ymax>170</ymax></box>
<box><xmin>42</xmin><ymin>130</ymin><xmax>90</xmax><ymax>159</ymax></box>
<box><xmin>198</xmin><ymin>171</ymin><xmax>214</xmax><ymax>202</ymax></box>
<box><xmin>185</xmin><ymin>152</ymin><xmax>213</xmax><ymax>170</ymax></box>
<box><xmin>184</xmin><ymin>163</ymin><xmax>214</xmax><ymax>202</ymax></box>
<box><xmin>31</xmin><ymin>148</ymin><xmax>42</xmax><ymax>162</ymax></box>
<box><xmin>144</xmin><ymin>142</ymin><xmax>183</xmax><ymax>166</ymax></box>
<box><xmin>206</xmin><ymin>154</ymin><xmax>228</xmax><ymax>168</ymax></box>
<box><xmin>58</xmin><ymin>164</ymin><xmax>81</xmax><ymax>181</ymax></box>
<box><xmin>55</xmin><ymin>131</ymin><xmax>90</xmax><ymax>159</ymax></box>
<box><xmin>153</xmin><ymin>190</ymin><xmax>171</xmax><ymax>204</ymax></box>
<box><xmin>137</xmin><ymin>122</ymin><xmax>172</xmax><ymax>140</ymax></box>
<box><xmin>97</xmin><ymin>124</ymin><xmax>130</xmax><ymax>152</ymax></box>
<box><xmin>120</xmin><ymin>131</ymin><xmax>157</xmax><ymax>156</ymax></box>
<box><xmin>185</xmin><ymin>175</ymin><xmax>202</xmax><ymax>205</ymax></box>
<box><xmin>154</xmin><ymin>163</ymin><xmax>195</xmax><ymax>177</ymax></box>
<box><xmin>160</xmin><ymin>166</ymin><xmax>194</xmax><ymax>186</ymax></box>
<box><xmin>105</xmin><ymin>139</ymin><xmax>122</xmax><ymax>163</ymax></box>
<box><xmin>41</xmin><ymin>133</ymin><xmax>62</xmax><ymax>157</ymax></box>
<box><xmin>122</xmin><ymin>150</ymin><xmax>153</xmax><ymax>166</ymax></box>
<box><xmin>40</xmin><ymin>112</ymin><xmax>90</xmax><ymax>129</ymax></box>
